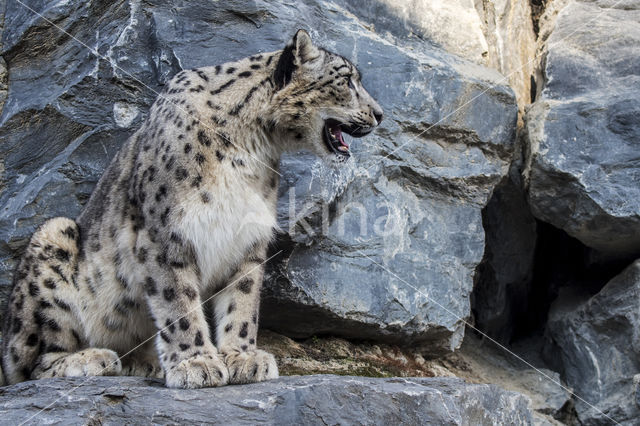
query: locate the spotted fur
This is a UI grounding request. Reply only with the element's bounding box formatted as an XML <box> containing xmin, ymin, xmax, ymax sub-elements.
<box><xmin>1</xmin><ymin>30</ymin><xmax>382</xmax><ymax>388</ymax></box>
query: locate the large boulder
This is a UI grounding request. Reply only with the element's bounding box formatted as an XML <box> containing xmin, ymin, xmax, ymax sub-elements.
<box><xmin>0</xmin><ymin>375</ymin><xmax>534</xmax><ymax>424</ymax></box>
<box><xmin>343</xmin><ymin>0</ymin><xmax>536</xmax><ymax>115</ymax></box>
<box><xmin>524</xmin><ymin>1</ymin><xmax>640</xmax><ymax>259</ymax></box>
<box><xmin>0</xmin><ymin>0</ymin><xmax>518</xmax><ymax>352</ymax></box>
<box><xmin>543</xmin><ymin>259</ymin><xmax>640</xmax><ymax>424</ymax></box>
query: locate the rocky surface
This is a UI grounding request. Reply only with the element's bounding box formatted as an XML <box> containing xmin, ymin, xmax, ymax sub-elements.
<box><xmin>524</xmin><ymin>0</ymin><xmax>640</xmax><ymax>259</ymax></box>
<box><xmin>260</xmin><ymin>330</ymin><xmax>439</xmax><ymax>379</ymax></box>
<box><xmin>522</xmin><ymin>5</ymin><xmax>640</xmax><ymax>423</ymax></box>
<box><xmin>543</xmin><ymin>259</ymin><xmax>640</xmax><ymax>425</ymax></box>
<box><xmin>473</xmin><ymin>0</ymin><xmax>537</xmax><ymax>116</ymax></box>
<box><xmin>347</xmin><ymin>0</ymin><xmax>536</xmax><ymax>115</ymax></box>
<box><xmin>454</xmin><ymin>335</ymin><xmax>573</xmax><ymax>425</ymax></box>
<box><xmin>0</xmin><ymin>375</ymin><xmax>534</xmax><ymax>425</ymax></box>
<box><xmin>261</xmin><ymin>329</ymin><xmax>571</xmax><ymax>424</ymax></box>
<box><xmin>0</xmin><ymin>0</ymin><xmax>518</xmax><ymax>353</ymax></box>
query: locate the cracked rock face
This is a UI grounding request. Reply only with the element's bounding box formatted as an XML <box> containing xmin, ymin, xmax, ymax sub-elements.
<box><xmin>0</xmin><ymin>0</ymin><xmax>517</xmax><ymax>352</ymax></box>
<box><xmin>0</xmin><ymin>375</ymin><xmax>534</xmax><ymax>424</ymax></box>
<box><xmin>525</xmin><ymin>1</ymin><xmax>640</xmax><ymax>259</ymax></box>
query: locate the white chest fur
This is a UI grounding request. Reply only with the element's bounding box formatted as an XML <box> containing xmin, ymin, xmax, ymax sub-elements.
<box><xmin>176</xmin><ymin>181</ymin><xmax>276</xmax><ymax>290</ymax></box>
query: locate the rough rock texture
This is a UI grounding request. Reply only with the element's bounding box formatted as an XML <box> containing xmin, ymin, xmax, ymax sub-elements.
<box><xmin>525</xmin><ymin>0</ymin><xmax>640</xmax><ymax>259</ymax></box>
<box><xmin>352</xmin><ymin>0</ymin><xmax>489</xmax><ymax>64</ymax></box>
<box><xmin>0</xmin><ymin>0</ymin><xmax>6</xmax><ymax>113</ymax></box>
<box><xmin>260</xmin><ymin>330</ymin><xmax>441</xmax><ymax>378</ymax></box>
<box><xmin>0</xmin><ymin>375</ymin><xmax>534</xmax><ymax>425</ymax></box>
<box><xmin>0</xmin><ymin>0</ymin><xmax>518</xmax><ymax>353</ymax></box>
<box><xmin>344</xmin><ymin>0</ymin><xmax>536</xmax><ymax>115</ymax></box>
<box><xmin>453</xmin><ymin>334</ymin><xmax>572</xmax><ymax>425</ymax></box>
<box><xmin>543</xmin><ymin>259</ymin><xmax>640</xmax><ymax>425</ymax></box>
<box><xmin>636</xmin><ymin>374</ymin><xmax>640</xmax><ymax>410</ymax></box>
<box><xmin>260</xmin><ymin>330</ymin><xmax>571</xmax><ymax>425</ymax></box>
<box><xmin>473</xmin><ymin>0</ymin><xmax>537</xmax><ymax>116</ymax></box>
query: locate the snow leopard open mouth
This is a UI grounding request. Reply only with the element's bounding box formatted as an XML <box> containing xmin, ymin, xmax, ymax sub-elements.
<box><xmin>322</xmin><ymin>119</ymin><xmax>373</xmax><ymax>158</ymax></box>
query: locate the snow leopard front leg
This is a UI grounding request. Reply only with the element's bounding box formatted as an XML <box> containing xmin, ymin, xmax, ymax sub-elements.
<box><xmin>143</xmin><ymin>239</ymin><xmax>229</xmax><ymax>388</ymax></box>
<box><xmin>214</xmin><ymin>244</ymin><xmax>278</xmax><ymax>384</ymax></box>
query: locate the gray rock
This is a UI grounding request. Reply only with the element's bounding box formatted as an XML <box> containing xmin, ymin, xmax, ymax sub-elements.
<box><xmin>340</xmin><ymin>0</ymin><xmax>537</xmax><ymax>118</ymax></box>
<box><xmin>0</xmin><ymin>0</ymin><xmax>517</xmax><ymax>352</ymax></box>
<box><xmin>0</xmin><ymin>375</ymin><xmax>534</xmax><ymax>425</ymax></box>
<box><xmin>454</xmin><ymin>334</ymin><xmax>572</xmax><ymax>424</ymax></box>
<box><xmin>543</xmin><ymin>259</ymin><xmax>640</xmax><ymax>425</ymax></box>
<box><xmin>635</xmin><ymin>374</ymin><xmax>640</xmax><ymax>409</ymax></box>
<box><xmin>524</xmin><ymin>1</ymin><xmax>640</xmax><ymax>259</ymax></box>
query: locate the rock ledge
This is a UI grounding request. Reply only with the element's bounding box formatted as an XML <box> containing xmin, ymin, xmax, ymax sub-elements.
<box><xmin>0</xmin><ymin>375</ymin><xmax>533</xmax><ymax>425</ymax></box>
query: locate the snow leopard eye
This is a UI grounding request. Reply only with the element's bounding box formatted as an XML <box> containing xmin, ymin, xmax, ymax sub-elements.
<box><xmin>347</xmin><ymin>77</ymin><xmax>355</xmax><ymax>90</ymax></box>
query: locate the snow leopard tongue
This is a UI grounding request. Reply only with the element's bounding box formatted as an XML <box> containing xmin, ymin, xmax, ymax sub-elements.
<box><xmin>330</xmin><ymin>124</ymin><xmax>349</xmax><ymax>151</ymax></box>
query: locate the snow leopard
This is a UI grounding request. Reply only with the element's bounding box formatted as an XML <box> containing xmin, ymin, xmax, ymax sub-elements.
<box><xmin>2</xmin><ymin>29</ymin><xmax>383</xmax><ymax>388</ymax></box>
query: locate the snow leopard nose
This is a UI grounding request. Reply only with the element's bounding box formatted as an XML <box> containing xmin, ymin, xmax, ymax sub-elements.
<box><xmin>362</xmin><ymin>90</ymin><xmax>383</xmax><ymax>126</ymax></box>
<box><xmin>370</xmin><ymin>104</ymin><xmax>383</xmax><ymax>126</ymax></box>
<box><xmin>373</xmin><ymin>109</ymin><xmax>383</xmax><ymax>125</ymax></box>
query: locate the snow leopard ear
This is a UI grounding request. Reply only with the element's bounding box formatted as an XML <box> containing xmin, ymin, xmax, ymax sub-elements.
<box><xmin>292</xmin><ymin>29</ymin><xmax>320</xmax><ymax>65</ymax></box>
<box><xmin>274</xmin><ymin>29</ymin><xmax>320</xmax><ymax>90</ymax></box>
